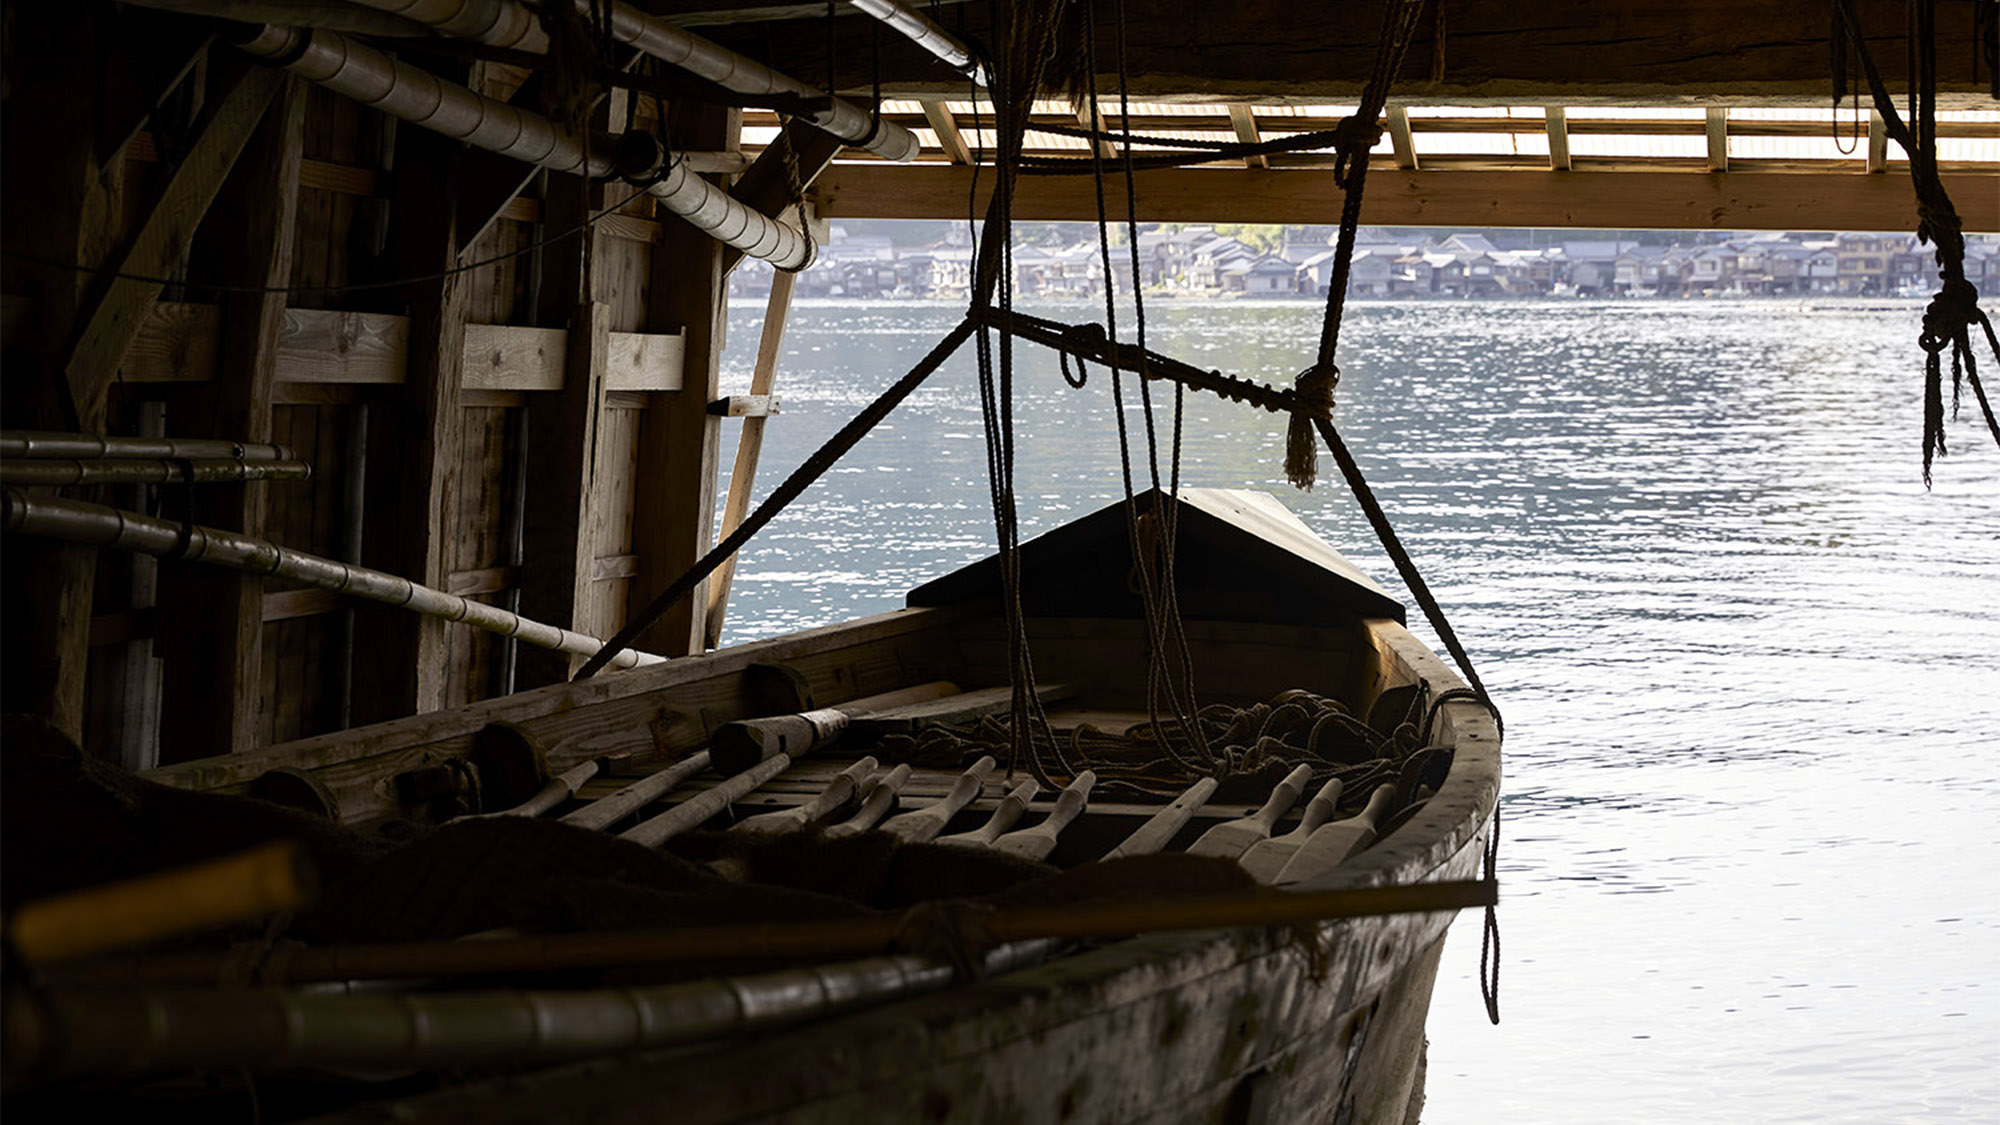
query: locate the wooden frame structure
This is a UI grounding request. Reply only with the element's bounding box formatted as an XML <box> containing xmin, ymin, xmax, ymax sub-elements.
<box><xmin>0</xmin><ymin>0</ymin><xmax>1993</xmax><ymax>767</ymax></box>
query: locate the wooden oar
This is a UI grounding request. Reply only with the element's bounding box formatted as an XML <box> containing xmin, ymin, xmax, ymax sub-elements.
<box><xmin>876</xmin><ymin>755</ymin><xmax>996</xmax><ymax>843</ymax></box>
<box><xmin>1272</xmin><ymin>784</ymin><xmax>1397</xmax><ymax>886</ymax></box>
<box><xmin>991</xmin><ymin>771</ymin><xmax>1097</xmax><ymax>861</ymax></box>
<box><xmin>457</xmin><ymin>758</ymin><xmax>606</xmax><ymax>821</ymax></box>
<box><xmin>708</xmin><ymin>681</ymin><xmax>1073</xmax><ymax>775</ymax></box>
<box><xmin>730</xmin><ymin>757</ymin><xmax>879</xmax><ymax>835</ymax></box>
<box><xmin>560</xmin><ymin>752</ymin><xmax>711</xmax><ymax>832</ymax></box>
<box><xmin>1236</xmin><ymin>776</ymin><xmax>1344</xmax><ymax>884</ymax></box>
<box><xmin>1184</xmin><ymin>763</ymin><xmax>1314</xmax><ymax>860</ymax></box>
<box><xmin>1100</xmin><ymin>776</ymin><xmax>1218</xmax><ymax>860</ymax></box>
<box><xmin>619</xmin><ymin>754</ymin><xmax>792</xmax><ymax>847</ymax></box>
<box><xmin>935</xmin><ymin>779</ymin><xmax>1039</xmax><ymax>849</ymax></box>
<box><xmin>823</xmin><ymin>764</ymin><xmax>913</xmax><ymax>839</ymax></box>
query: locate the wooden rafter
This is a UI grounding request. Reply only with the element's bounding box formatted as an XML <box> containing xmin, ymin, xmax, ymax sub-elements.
<box><xmin>718</xmin><ymin>120</ymin><xmax>843</xmax><ymax>274</ymax></box>
<box><xmin>919</xmin><ymin>97</ymin><xmax>972</xmax><ymax>164</ymax></box>
<box><xmin>1544</xmin><ymin>107</ymin><xmax>1571</xmax><ymax>172</ymax></box>
<box><xmin>1705</xmin><ymin>107</ymin><xmax>1729</xmax><ymax>173</ymax></box>
<box><xmin>1384</xmin><ymin>106</ymin><xmax>1417</xmax><ymax>171</ymax></box>
<box><xmin>1229</xmin><ymin>105</ymin><xmax>1268</xmax><ymax>170</ymax></box>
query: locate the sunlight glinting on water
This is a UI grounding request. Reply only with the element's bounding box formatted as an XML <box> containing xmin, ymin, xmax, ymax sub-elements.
<box><xmin>714</xmin><ymin>297</ymin><xmax>2000</xmax><ymax>1124</ymax></box>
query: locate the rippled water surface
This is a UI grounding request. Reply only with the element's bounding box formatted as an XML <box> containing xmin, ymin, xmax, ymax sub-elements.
<box><xmin>713</xmin><ymin>297</ymin><xmax>2000</xmax><ymax>1123</ymax></box>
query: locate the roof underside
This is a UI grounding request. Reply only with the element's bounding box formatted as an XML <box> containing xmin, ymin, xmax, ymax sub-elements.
<box><xmin>658</xmin><ymin>0</ymin><xmax>1998</xmax><ymax>230</ymax></box>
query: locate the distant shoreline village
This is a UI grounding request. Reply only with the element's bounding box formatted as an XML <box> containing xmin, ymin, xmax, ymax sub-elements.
<box><xmin>733</xmin><ymin>222</ymin><xmax>2000</xmax><ymax>302</ymax></box>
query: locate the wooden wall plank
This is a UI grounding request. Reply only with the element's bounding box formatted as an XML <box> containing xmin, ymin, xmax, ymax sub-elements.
<box><xmin>463</xmin><ymin>323</ymin><xmax>567</xmax><ymax>391</ymax></box>
<box><xmin>278</xmin><ymin>308</ymin><xmax>408</xmax><ymax>384</ymax></box>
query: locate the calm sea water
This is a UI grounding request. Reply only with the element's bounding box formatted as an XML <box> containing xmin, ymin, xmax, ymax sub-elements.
<box><xmin>712</xmin><ymin>296</ymin><xmax>2000</xmax><ymax>1124</ymax></box>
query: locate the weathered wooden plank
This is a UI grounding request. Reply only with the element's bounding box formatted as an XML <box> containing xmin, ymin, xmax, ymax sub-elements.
<box><xmin>1705</xmin><ymin>107</ymin><xmax>1730</xmax><ymax>173</ymax></box>
<box><xmin>262</xmin><ymin>587</ymin><xmax>344</xmax><ymax>623</ymax></box>
<box><xmin>461</xmin><ymin>323</ymin><xmax>567</xmax><ymax>392</ymax></box>
<box><xmin>1228</xmin><ymin>103</ymin><xmax>1268</xmax><ymax>169</ymax></box>
<box><xmin>717</xmin><ymin>120</ymin><xmax>841</xmax><ymax>275</ymax></box>
<box><xmin>277</xmin><ymin>308</ymin><xmax>408</xmax><ymax>384</ymax></box>
<box><xmin>1385</xmin><ymin>106</ymin><xmax>1417</xmax><ymax>171</ymax></box>
<box><xmin>604</xmin><ymin>330</ymin><xmax>685</xmax><ymax>392</ymax></box>
<box><xmin>60</xmin><ymin>63</ymin><xmax>283</xmax><ymax>433</ymax></box>
<box><xmin>121</xmin><ymin>301</ymin><xmax>221</xmax><ymax>382</ymax></box>
<box><xmin>590</xmin><ymin>554</ymin><xmax>641</xmax><ymax>582</ymax></box>
<box><xmin>157</xmin><ymin>75</ymin><xmax>308</xmax><ymax>763</ymax></box>
<box><xmin>812</xmin><ymin>165</ymin><xmax>2000</xmax><ymax>232</ymax></box>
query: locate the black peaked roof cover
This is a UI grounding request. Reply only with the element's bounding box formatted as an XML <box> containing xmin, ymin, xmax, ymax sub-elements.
<box><xmin>907</xmin><ymin>488</ymin><xmax>1404</xmax><ymax>627</ymax></box>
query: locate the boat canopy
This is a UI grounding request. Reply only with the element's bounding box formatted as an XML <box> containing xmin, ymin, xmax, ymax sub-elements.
<box><xmin>908</xmin><ymin>488</ymin><xmax>1405</xmax><ymax>626</ymax></box>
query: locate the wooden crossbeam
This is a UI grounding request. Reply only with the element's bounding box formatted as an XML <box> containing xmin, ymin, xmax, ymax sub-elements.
<box><xmin>58</xmin><ymin>63</ymin><xmax>283</xmax><ymax>433</ymax></box>
<box><xmin>1705</xmin><ymin>107</ymin><xmax>1729</xmax><ymax>173</ymax></box>
<box><xmin>811</xmin><ymin>166</ymin><xmax>2000</xmax><ymax>232</ymax></box>
<box><xmin>1867</xmin><ymin>111</ymin><xmax>1888</xmax><ymax>173</ymax></box>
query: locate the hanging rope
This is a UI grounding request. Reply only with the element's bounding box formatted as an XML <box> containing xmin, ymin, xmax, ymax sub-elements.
<box><xmin>1288</xmin><ymin>0</ymin><xmax>1429</xmax><ymax>490</ymax></box>
<box><xmin>1831</xmin><ymin>0</ymin><xmax>2000</xmax><ymax>484</ymax></box>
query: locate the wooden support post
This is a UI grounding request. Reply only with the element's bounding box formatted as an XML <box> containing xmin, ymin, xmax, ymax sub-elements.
<box><xmin>1385</xmin><ymin>106</ymin><xmax>1417</xmax><ymax>171</ymax></box>
<box><xmin>632</xmin><ymin>104</ymin><xmax>738</xmax><ymax>657</ymax></box>
<box><xmin>1544</xmin><ymin>106</ymin><xmax>1571</xmax><ymax>171</ymax></box>
<box><xmin>1229</xmin><ymin>105</ymin><xmax>1268</xmax><ymax>169</ymax></box>
<box><xmin>1705</xmin><ymin>107</ymin><xmax>1729</xmax><ymax>173</ymax></box>
<box><xmin>351</xmin><ymin>123</ymin><xmax>471</xmax><ymax>721</ymax></box>
<box><xmin>516</xmin><ymin>164</ymin><xmax>609</xmax><ymax>688</ymax></box>
<box><xmin>58</xmin><ymin>63</ymin><xmax>283</xmax><ymax>434</ymax></box>
<box><xmin>919</xmin><ymin>97</ymin><xmax>972</xmax><ymax>165</ymax></box>
<box><xmin>704</xmin><ymin>268</ymin><xmax>796</xmax><ymax>649</ymax></box>
<box><xmin>1866</xmin><ymin>110</ymin><xmax>1888</xmax><ymax>172</ymax></box>
<box><xmin>156</xmin><ymin>77</ymin><xmax>307</xmax><ymax>763</ymax></box>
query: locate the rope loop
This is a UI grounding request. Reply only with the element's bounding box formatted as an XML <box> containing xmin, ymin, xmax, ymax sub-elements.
<box><xmin>1284</xmin><ymin>363</ymin><xmax>1339</xmax><ymax>490</ymax></box>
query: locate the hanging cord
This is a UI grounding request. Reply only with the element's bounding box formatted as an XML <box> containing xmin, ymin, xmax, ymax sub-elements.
<box><xmin>1076</xmin><ymin>0</ymin><xmax>1211</xmax><ymax>777</ymax></box>
<box><xmin>576</xmin><ymin>320</ymin><xmax>977</xmax><ymax>679</ymax></box>
<box><xmin>1831</xmin><ymin>0</ymin><xmax>2000</xmax><ymax>484</ymax></box>
<box><xmin>1289</xmin><ymin>0</ymin><xmax>1428</xmax><ymax>490</ymax></box>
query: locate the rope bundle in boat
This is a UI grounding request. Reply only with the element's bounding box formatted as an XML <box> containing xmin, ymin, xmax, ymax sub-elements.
<box><xmin>872</xmin><ymin>687</ymin><xmax>1449</xmax><ymax>813</ymax></box>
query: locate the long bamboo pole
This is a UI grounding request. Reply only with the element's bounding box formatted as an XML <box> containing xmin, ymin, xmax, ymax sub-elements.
<box><xmin>7</xmin><ymin>941</ymin><xmax>1058</xmax><ymax>1083</ymax></box>
<box><xmin>57</xmin><ymin>880</ymin><xmax>1496</xmax><ymax>987</ymax></box>
<box><xmin>0</xmin><ymin>430</ymin><xmax>294</xmax><ymax>461</ymax></box>
<box><xmin>0</xmin><ymin>489</ymin><xmax>666</xmax><ymax>669</ymax></box>
<box><xmin>1</xmin><ymin>458</ymin><xmax>312</xmax><ymax>486</ymax></box>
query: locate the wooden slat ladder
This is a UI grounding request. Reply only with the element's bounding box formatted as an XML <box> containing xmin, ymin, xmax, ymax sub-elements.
<box><xmin>704</xmin><ymin>268</ymin><xmax>797</xmax><ymax>649</ymax></box>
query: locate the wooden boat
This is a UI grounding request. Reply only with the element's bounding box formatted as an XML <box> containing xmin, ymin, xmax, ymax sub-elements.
<box><xmin>27</xmin><ymin>487</ymin><xmax>1497</xmax><ymax>1124</ymax></box>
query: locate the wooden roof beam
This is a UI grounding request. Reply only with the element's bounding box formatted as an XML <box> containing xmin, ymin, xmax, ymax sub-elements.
<box><xmin>810</xmin><ymin>165</ymin><xmax>2000</xmax><ymax>233</ymax></box>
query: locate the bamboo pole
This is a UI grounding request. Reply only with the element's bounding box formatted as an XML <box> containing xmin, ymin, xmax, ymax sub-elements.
<box><xmin>55</xmin><ymin>881</ymin><xmax>1496</xmax><ymax>987</ymax></box>
<box><xmin>7</xmin><ymin>941</ymin><xmax>1059</xmax><ymax>1083</ymax></box>
<box><xmin>0</xmin><ymin>458</ymin><xmax>312</xmax><ymax>486</ymax></box>
<box><xmin>0</xmin><ymin>430</ymin><xmax>294</xmax><ymax>462</ymax></box>
<box><xmin>8</xmin><ymin>842</ymin><xmax>315</xmax><ymax>967</ymax></box>
<box><xmin>0</xmin><ymin>489</ymin><xmax>666</xmax><ymax>669</ymax></box>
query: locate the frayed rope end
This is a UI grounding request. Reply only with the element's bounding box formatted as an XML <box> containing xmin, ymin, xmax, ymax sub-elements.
<box><xmin>1285</xmin><ymin>364</ymin><xmax>1339</xmax><ymax>491</ymax></box>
